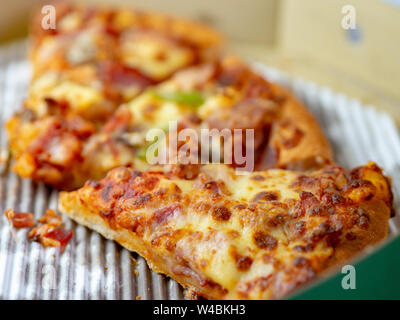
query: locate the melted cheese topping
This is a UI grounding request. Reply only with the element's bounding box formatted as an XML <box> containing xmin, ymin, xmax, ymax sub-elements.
<box><xmin>49</xmin><ymin>81</ymin><xmax>102</xmax><ymax>111</ymax></box>
<box><xmin>121</xmin><ymin>33</ymin><xmax>194</xmax><ymax>81</ymax></box>
<box><xmin>197</xmin><ymin>93</ymin><xmax>235</xmax><ymax>120</ymax></box>
<box><xmin>201</xmin><ymin>164</ymin><xmax>299</xmax><ymax>202</ymax></box>
<box><xmin>126</xmin><ymin>91</ymin><xmax>187</xmax><ymax>130</ymax></box>
<box><xmin>58</xmin><ymin>12</ymin><xmax>81</xmax><ymax>32</ymax></box>
<box><xmin>29</xmin><ymin>73</ymin><xmax>102</xmax><ymax>112</ymax></box>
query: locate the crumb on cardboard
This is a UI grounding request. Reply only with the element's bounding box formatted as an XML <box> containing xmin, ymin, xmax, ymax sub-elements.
<box><xmin>4</xmin><ymin>209</ymin><xmax>35</xmax><ymax>228</ymax></box>
<box><xmin>29</xmin><ymin>209</ymin><xmax>73</xmax><ymax>251</ymax></box>
<box><xmin>130</xmin><ymin>256</ymin><xmax>138</xmax><ymax>266</ymax></box>
<box><xmin>38</xmin><ymin>209</ymin><xmax>62</xmax><ymax>227</ymax></box>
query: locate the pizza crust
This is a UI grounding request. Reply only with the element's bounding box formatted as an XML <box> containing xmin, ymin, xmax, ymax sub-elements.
<box><xmin>268</xmin><ymin>83</ymin><xmax>333</xmax><ymax>170</ymax></box>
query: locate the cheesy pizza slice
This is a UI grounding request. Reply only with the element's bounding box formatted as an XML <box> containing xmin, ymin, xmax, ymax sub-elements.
<box><xmin>78</xmin><ymin>56</ymin><xmax>333</xmax><ymax>183</ymax></box>
<box><xmin>59</xmin><ymin>162</ymin><xmax>393</xmax><ymax>299</ymax></box>
<box><xmin>10</xmin><ymin>55</ymin><xmax>332</xmax><ymax>189</ymax></box>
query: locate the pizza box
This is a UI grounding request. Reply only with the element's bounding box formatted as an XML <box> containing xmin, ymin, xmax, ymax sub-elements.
<box><xmin>0</xmin><ymin>41</ymin><xmax>399</xmax><ymax>300</ymax></box>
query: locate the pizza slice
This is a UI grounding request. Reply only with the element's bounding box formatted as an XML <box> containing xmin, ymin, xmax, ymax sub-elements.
<box><xmin>59</xmin><ymin>162</ymin><xmax>393</xmax><ymax>299</ymax></box>
<box><xmin>8</xmin><ymin>55</ymin><xmax>333</xmax><ymax>189</ymax></box>
<box><xmin>82</xmin><ymin>55</ymin><xmax>333</xmax><ymax>181</ymax></box>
